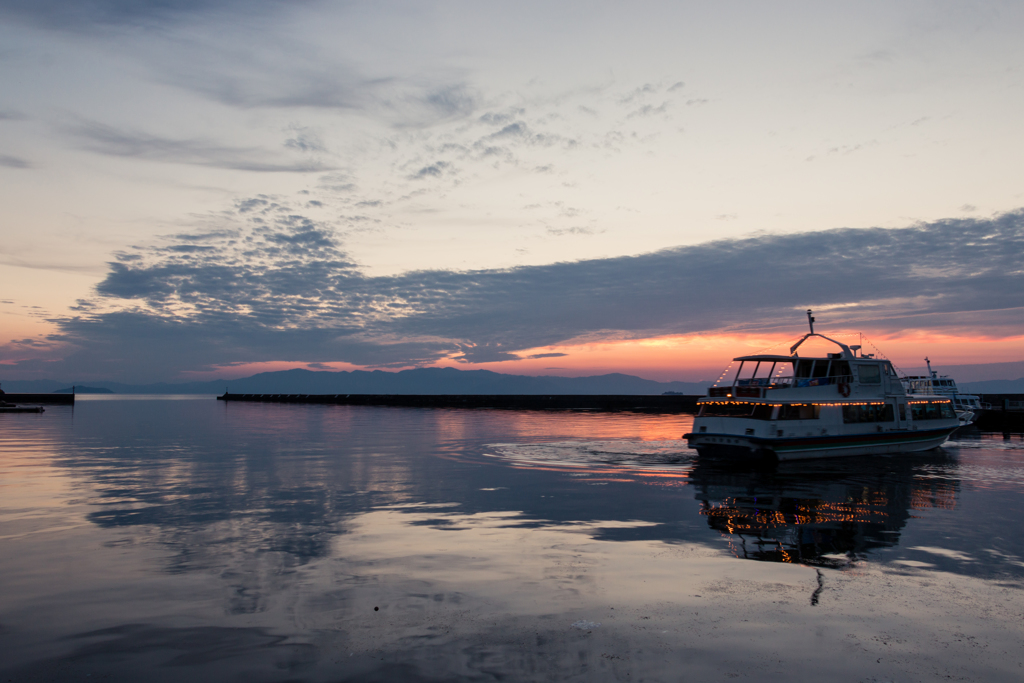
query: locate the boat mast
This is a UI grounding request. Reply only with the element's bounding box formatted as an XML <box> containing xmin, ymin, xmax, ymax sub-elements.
<box><xmin>788</xmin><ymin>309</ymin><xmax>852</xmax><ymax>356</ymax></box>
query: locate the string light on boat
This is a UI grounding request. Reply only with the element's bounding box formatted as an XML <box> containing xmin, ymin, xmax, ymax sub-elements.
<box><xmin>749</xmin><ymin>335</ymin><xmax>804</xmax><ymax>356</ymax></box>
<box><xmin>829</xmin><ymin>331</ymin><xmax>905</xmax><ymax>376</ymax></box>
<box><xmin>712</xmin><ymin>361</ymin><xmax>735</xmax><ymax>388</ymax></box>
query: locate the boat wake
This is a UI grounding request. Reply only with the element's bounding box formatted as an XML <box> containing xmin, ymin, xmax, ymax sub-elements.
<box><xmin>945</xmin><ymin>435</ymin><xmax>1024</xmax><ymax>451</ymax></box>
<box><xmin>483</xmin><ymin>439</ymin><xmax>696</xmax><ymax>473</ymax></box>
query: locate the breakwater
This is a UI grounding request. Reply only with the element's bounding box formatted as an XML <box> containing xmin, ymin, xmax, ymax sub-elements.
<box><xmin>975</xmin><ymin>394</ymin><xmax>1024</xmax><ymax>431</ymax></box>
<box><xmin>217</xmin><ymin>393</ymin><xmax>701</xmax><ymax>413</ymax></box>
<box><xmin>0</xmin><ymin>393</ymin><xmax>75</xmax><ymax>405</ymax></box>
<box><xmin>215</xmin><ymin>392</ymin><xmax>1024</xmax><ymax>430</ymax></box>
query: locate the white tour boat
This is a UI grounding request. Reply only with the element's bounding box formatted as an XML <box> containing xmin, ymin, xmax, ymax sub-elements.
<box><xmin>684</xmin><ymin>312</ymin><xmax>960</xmax><ymax>461</ymax></box>
<box><xmin>902</xmin><ymin>358</ymin><xmax>987</xmax><ymax>427</ymax></box>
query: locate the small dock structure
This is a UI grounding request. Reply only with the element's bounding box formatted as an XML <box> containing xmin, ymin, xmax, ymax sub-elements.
<box><xmin>0</xmin><ymin>393</ymin><xmax>74</xmax><ymax>405</ymax></box>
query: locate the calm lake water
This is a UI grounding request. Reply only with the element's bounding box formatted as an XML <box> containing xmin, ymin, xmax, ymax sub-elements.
<box><xmin>1</xmin><ymin>397</ymin><xmax>1023</xmax><ymax>682</ymax></box>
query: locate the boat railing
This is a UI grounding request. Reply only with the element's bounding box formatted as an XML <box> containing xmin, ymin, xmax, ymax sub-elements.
<box><xmin>737</xmin><ymin>374</ymin><xmax>855</xmax><ymax>390</ymax></box>
<box><xmin>709</xmin><ymin>374</ymin><xmax>857</xmax><ymax>397</ymax></box>
<box><xmin>904</xmin><ymin>379</ymin><xmax>950</xmax><ymax>392</ymax></box>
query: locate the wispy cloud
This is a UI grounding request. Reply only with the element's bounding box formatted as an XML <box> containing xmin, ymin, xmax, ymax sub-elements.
<box><xmin>547</xmin><ymin>227</ymin><xmax>602</xmax><ymax>236</ymax></box>
<box><xmin>15</xmin><ymin>207</ymin><xmax>1023</xmax><ymax>381</ymax></box>
<box><xmin>3</xmin><ymin>1</ymin><xmax>477</xmax><ymax>131</ymax></box>
<box><xmin>283</xmin><ymin>125</ymin><xmax>327</xmax><ymax>153</ymax></box>
<box><xmin>408</xmin><ymin>161</ymin><xmax>453</xmax><ymax>180</ymax></box>
<box><xmin>67</xmin><ymin>122</ymin><xmax>335</xmax><ymax>173</ymax></box>
<box><xmin>0</xmin><ymin>153</ymin><xmax>31</xmax><ymax>168</ymax></box>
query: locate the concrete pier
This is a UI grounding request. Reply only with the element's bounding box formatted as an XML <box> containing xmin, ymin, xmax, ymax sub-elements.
<box><xmin>217</xmin><ymin>393</ymin><xmax>701</xmax><ymax>413</ymax></box>
<box><xmin>975</xmin><ymin>394</ymin><xmax>1024</xmax><ymax>431</ymax></box>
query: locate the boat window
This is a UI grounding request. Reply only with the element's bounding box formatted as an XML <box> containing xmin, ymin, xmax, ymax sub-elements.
<box><xmin>698</xmin><ymin>403</ymin><xmax>774</xmax><ymax>420</ymax></box>
<box><xmin>911</xmin><ymin>401</ymin><xmax>955</xmax><ymax>420</ymax></box>
<box><xmin>811</xmin><ymin>360</ymin><xmax>829</xmax><ymax>378</ymax></box>
<box><xmin>856</xmin><ymin>364</ymin><xmax>881</xmax><ymax>384</ymax></box>
<box><xmin>700</xmin><ymin>403</ymin><xmax>750</xmax><ymax>418</ymax></box>
<box><xmin>842</xmin><ymin>404</ymin><xmax>895</xmax><ymax>424</ymax></box>
<box><xmin>912</xmin><ymin>403</ymin><xmax>939</xmax><ymax>420</ymax></box>
<box><xmin>827</xmin><ymin>361</ymin><xmax>851</xmax><ymax>379</ymax></box>
<box><xmin>795</xmin><ymin>360</ymin><xmax>813</xmax><ymax>378</ymax></box>
<box><xmin>777</xmin><ymin>404</ymin><xmax>820</xmax><ymax>420</ymax></box>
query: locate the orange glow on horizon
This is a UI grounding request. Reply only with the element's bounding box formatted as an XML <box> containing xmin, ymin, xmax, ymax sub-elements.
<box><xmin>179</xmin><ymin>360</ymin><xmax>369</xmax><ymax>380</ymax></box>
<box><xmin>437</xmin><ymin>331</ymin><xmax>1024</xmax><ymax>381</ymax></box>
<box><xmin>845</xmin><ymin>330</ymin><xmax>1024</xmax><ymax>369</ymax></box>
<box><xmin>435</xmin><ymin>333</ymin><xmax>799</xmax><ymax>382</ymax></box>
<box><xmin>177</xmin><ymin>329</ymin><xmax>1024</xmax><ymax>383</ymax></box>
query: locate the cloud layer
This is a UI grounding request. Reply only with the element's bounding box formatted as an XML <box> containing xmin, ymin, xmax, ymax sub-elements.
<box><xmin>0</xmin><ymin>0</ymin><xmax>300</xmax><ymax>30</ymax></box>
<box><xmin>7</xmin><ymin>206</ymin><xmax>1021</xmax><ymax>381</ymax></box>
<box><xmin>4</xmin><ymin>3</ymin><xmax>1024</xmax><ymax>382</ymax></box>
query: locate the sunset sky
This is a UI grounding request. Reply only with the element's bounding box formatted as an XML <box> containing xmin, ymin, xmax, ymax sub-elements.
<box><xmin>1</xmin><ymin>1</ymin><xmax>1022</xmax><ymax>383</ymax></box>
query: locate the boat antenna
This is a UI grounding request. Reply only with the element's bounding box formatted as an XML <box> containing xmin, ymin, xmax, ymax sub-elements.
<box><xmin>925</xmin><ymin>357</ymin><xmax>935</xmax><ymax>379</ymax></box>
<box><xmin>789</xmin><ymin>310</ymin><xmax>851</xmax><ymax>356</ymax></box>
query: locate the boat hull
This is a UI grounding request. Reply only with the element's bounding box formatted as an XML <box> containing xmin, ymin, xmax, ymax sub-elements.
<box><xmin>685</xmin><ymin>426</ymin><xmax>956</xmax><ymax>461</ymax></box>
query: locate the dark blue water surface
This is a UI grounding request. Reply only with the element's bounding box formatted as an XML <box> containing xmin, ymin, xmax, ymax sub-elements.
<box><xmin>1</xmin><ymin>398</ymin><xmax>1022</xmax><ymax>682</ymax></box>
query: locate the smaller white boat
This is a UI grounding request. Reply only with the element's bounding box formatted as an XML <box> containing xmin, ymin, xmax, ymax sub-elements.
<box><xmin>901</xmin><ymin>358</ymin><xmax>987</xmax><ymax>427</ymax></box>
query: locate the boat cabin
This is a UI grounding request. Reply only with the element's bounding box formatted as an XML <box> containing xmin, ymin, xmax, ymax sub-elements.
<box><xmin>708</xmin><ymin>349</ymin><xmax>901</xmax><ymax>400</ymax></box>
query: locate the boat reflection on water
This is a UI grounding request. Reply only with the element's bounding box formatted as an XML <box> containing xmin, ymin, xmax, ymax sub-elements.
<box><xmin>688</xmin><ymin>452</ymin><xmax>959</xmax><ymax>566</ymax></box>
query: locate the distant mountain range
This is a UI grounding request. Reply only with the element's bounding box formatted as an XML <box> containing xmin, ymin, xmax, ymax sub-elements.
<box><xmin>52</xmin><ymin>385</ymin><xmax>114</xmax><ymax>394</ymax></box>
<box><xmin>0</xmin><ymin>368</ymin><xmax>712</xmax><ymax>396</ymax></box>
<box><xmin>959</xmin><ymin>379</ymin><xmax>1024</xmax><ymax>394</ymax></box>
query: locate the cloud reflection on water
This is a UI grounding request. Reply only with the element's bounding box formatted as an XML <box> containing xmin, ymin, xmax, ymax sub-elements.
<box><xmin>3</xmin><ymin>402</ymin><xmax>1024</xmax><ymax>681</ymax></box>
<box><xmin>29</xmin><ymin>402</ymin><xmax>1023</xmax><ymax>579</ymax></box>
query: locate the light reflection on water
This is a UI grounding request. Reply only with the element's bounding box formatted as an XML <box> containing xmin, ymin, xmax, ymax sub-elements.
<box><xmin>1</xmin><ymin>400</ymin><xmax>1023</xmax><ymax>681</ymax></box>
